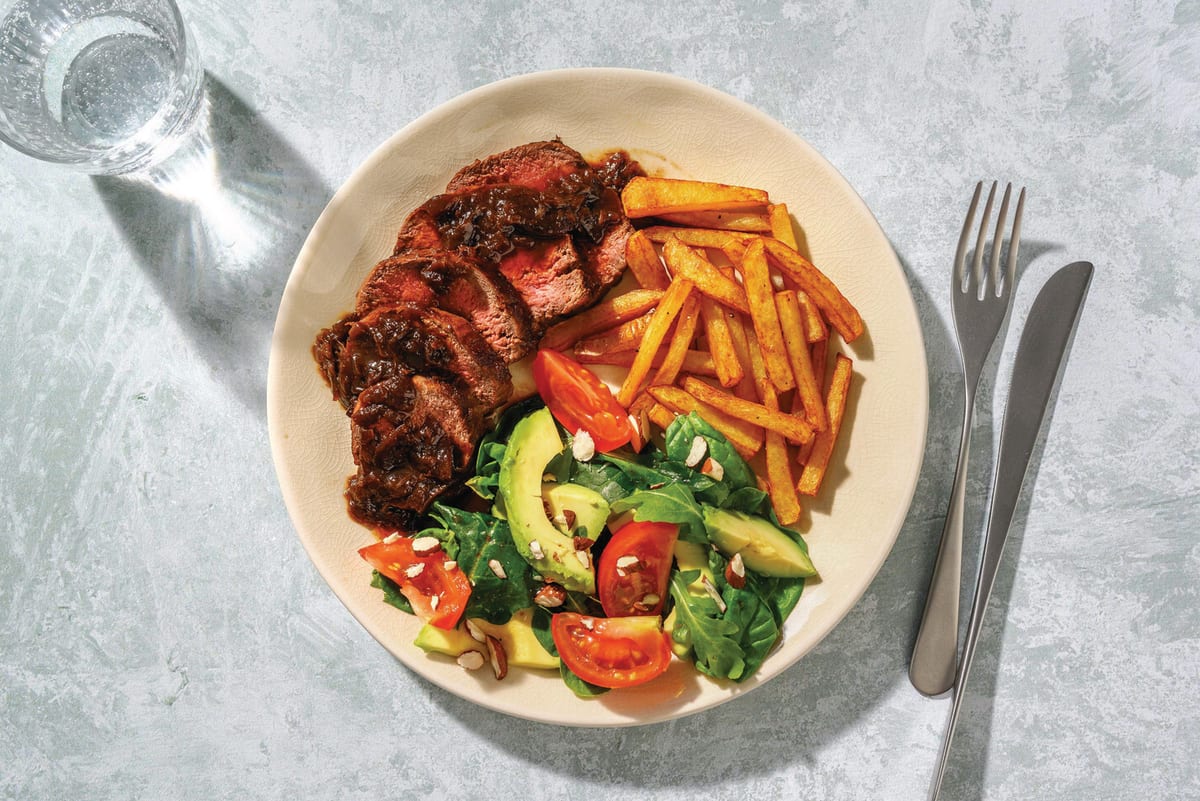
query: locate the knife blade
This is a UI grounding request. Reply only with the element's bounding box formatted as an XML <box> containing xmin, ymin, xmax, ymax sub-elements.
<box><xmin>928</xmin><ymin>260</ymin><xmax>1093</xmax><ymax>801</ymax></box>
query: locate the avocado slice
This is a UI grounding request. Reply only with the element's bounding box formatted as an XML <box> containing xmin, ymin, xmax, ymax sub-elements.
<box><xmin>498</xmin><ymin>408</ymin><xmax>595</xmax><ymax>594</ymax></box>
<box><xmin>413</xmin><ymin>609</ymin><xmax>560</xmax><ymax>670</ymax></box>
<box><xmin>702</xmin><ymin>507</ymin><xmax>817</xmax><ymax>577</ymax></box>
<box><xmin>542</xmin><ymin>482</ymin><xmax>610</xmax><ymax>542</ymax></box>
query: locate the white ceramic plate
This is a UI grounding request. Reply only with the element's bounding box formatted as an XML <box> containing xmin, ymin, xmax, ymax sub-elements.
<box><xmin>267</xmin><ymin>68</ymin><xmax>927</xmax><ymax>727</ymax></box>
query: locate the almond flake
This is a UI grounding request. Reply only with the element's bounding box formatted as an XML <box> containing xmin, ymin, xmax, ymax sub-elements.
<box><xmin>382</xmin><ymin>531</ymin><xmax>402</xmax><ymax>544</ymax></box>
<box><xmin>486</xmin><ymin>635</ymin><xmax>508</xmax><ymax>680</ymax></box>
<box><xmin>701</xmin><ymin>576</ymin><xmax>727</xmax><ymax>613</ymax></box>
<box><xmin>443</xmin><ymin>560</ymin><xmax>458</xmax><ymax>571</ymax></box>
<box><xmin>702</xmin><ymin>457</ymin><xmax>725</xmax><ymax>481</ymax></box>
<box><xmin>615</xmin><ymin>555</ymin><xmax>639</xmax><ymax>575</ymax></box>
<box><xmin>575</xmin><ymin>549</ymin><xmax>590</xmax><ymax>568</ymax></box>
<box><xmin>533</xmin><ymin>584</ymin><xmax>567</xmax><ymax>608</ymax></box>
<box><xmin>465</xmin><ymin>619</ymin><xmax>487</xmax><ymax>643</ymax></box>
<box><xmin>487</xmin><ymin>559</ymin><xmax>507</xmax><ymax>579</ymax></box>
<box><xmin>580</xmin><ymin>616</ymin><xmax>595</xmax><ymax>631</ymax></box>
<box><xmin>456</xmin><ymin>650</ymin><xmax>485</xmax><ymax>670</ymax></box>
<box><xmin>411</xmin><ymin>536</ymin><xmax>441</xmax><ymax>555</ymax></box>
<box><xmin>528</xmin><ymin>539</ymin><xmax>545</xmax><ymax>560</ymax></box>
<box><xmin>572</xmin><ymin>429</ymin><xmax>596</xmax><ymax>462</ymax></box>
<box><xmin>404</xmin><ymin>563</ymin><xmax>425</xmax><ymax>579</ymax></box>
<box><xmin>685</xmin><ymin>435</ymin><xmax>708</xmax><ymax>468</ymax></box>
<box><xmin>730</xmin><ymin>552</ymin><xmax>745</xmax><ymax>578</ymax></box>
<box><xmin>430</xmin><ymin>594</ymin><xmax>440</xmax><ymax>611</ymax></box>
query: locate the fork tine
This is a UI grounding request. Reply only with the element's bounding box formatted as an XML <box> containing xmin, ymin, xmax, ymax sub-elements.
<box><xmin>953</xmin><ymin>181</ymin><xmax>984</xmax><ymax>292</ymax></box>
<box><xmin>989</xmin><ymin>183</ymin><xmax>1014</xmax><ymax>297</ymax></box>
<box><xmin>971</xmin><ymin>182</ymin><xmax>999</xmax><ymax>298</ymax></box>
<box><xmin>1003</xmin><ymin>187</ymin><xmax>1026</xmax><ymax>296</ymax></box>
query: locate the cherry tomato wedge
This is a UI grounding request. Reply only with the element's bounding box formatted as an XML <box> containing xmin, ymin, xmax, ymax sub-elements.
<box><xmin>550</xmin><ymin>613</ymin><xmax>672</xmax><ymax>689</ymax></box>
<box><xmin>598</xmin><ymin>521</ymin><xmax>679</xmax><ymax>617</ymax></box>
<box><xmin>359</xmin><ymin>535</ymin><xmax>471</xmax><ymax>630</ymax></box>
<box><xmin>532</xmin><ymin>349</ymin><xmax>633</xmax><ymax>452</ymax></box>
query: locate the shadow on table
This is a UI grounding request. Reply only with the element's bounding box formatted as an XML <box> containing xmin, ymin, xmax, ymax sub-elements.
<box><xmin>92</xmin><ymin>74</ymin><xmax>332</xmax><ymax>414</ymax></box>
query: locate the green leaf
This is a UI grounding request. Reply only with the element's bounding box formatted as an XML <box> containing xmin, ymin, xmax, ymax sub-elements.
<box><xmin>720</xmin><ymin>485</ymin><xmax>770</xmax><ymax>516</ymax></box>
<box><xmin>664</xmin><ymin>412</ymin><xmax>758</xmax><ymax>493</ymax></box>
<box><xmin>560</xmin><ymin>663</ymin><xmax>610</xmax><ymax>697</ymax></box>
<box><xmin>721</xmin><ymin>583</ymin><xmax>780</xmax><ymax>681</ymax></box>
<box><xmin>369</xmin><ymin>570</ymin><xmax>413</xmax><ymax>615</ymax></box>
<box><xmin>610</xmin><ymin>483</ymin><xmax>708</xmax><ymax>544</ymax></box>
<box><xmin>667</xmin><ymin>571</ymin><xmax>746</xmax><ymax>680</ymax></box>
<box><xmin>567</xmin><ymin>459</ymin><xmax>638</xmax><ymax>504</ymax></box>
<box><xmin>427</xmin><ymin>504</ymin><xmax>533</xmax><ymax>624</ymax></box>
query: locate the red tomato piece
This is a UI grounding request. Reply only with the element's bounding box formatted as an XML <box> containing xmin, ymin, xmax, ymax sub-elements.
<box><xmin>359</xmin><ymin>535</ymin><xmax>471</xmax><ymax>630</ymax></box>
<box><xmin>550</xmin><ymin>613</ymin><xmax>672</xmax><ymax>689</ymax></box>
<box><xmin>598</xmin><ymin>521</ymin><xmax>679</xmax><ymax>617</ymax></box>
<box><xmin>532</xmin><ymin>349</ymin><xmax>633</xmax><ymax>452</ymax></box>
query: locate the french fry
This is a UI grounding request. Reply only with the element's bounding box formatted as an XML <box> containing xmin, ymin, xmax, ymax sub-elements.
<box><xmin>722</xmin><ymin>303</ymin><xmax>761</xmax><ymax>403</ymax></box>
<box><xmin>621</xmin><ymin>176</ymin><xmax>769</xmax><ymax>218</ymax></box>
<box><xmin>662</xmin><ymin>237</ymin><xmax>751</xmax><ymax>314</ymax></box>
<box><xmin>795</xmin><ymin>338</ymin><xmax>829</xmax><ymax>464</ymax></box>
<box><xmin>647</xmin><ymin>402</ymin><xmax>677</xmax><ymax>432</ymax></box>
<box><xmin>617</xmin><ymin>278</ymin><xmax>694</xmax><ymax>407</ymax></box>
<box><xmin>573</xmin><ymin>312</ymin><xmax>655</xmax><ymax>356</ymax></box>
<box><xmin>640</xmin><ymin>226</ymin><xmax>754</xmax><ymax>262</ymax></box>
<box><xmin>540</xmin><ymin>289</ymin><xmax>664</xmax><ymax>351</ymax></box>
<box><xmin>698</xmin><ymin>294</ymin><xmax>744</xmax><ymax>388</ymax></box>
<box><xmin>796</xmin><ymin>290</ymin><xmax>828</xmax><ymax>343</ymax></box>
<box><xmin>645</xmin><ymin>384</ymin><xmax>763</xmax><ymax>459</ymax></box>
<box><xmin>741</xmin><ymin>239</ymin><xmax>796</xmax><ymax>393</ymax></box>
<box><xmin>624</xmin><ymin>230</ymin><xmax>671</xmax><ymax>290</ymax></box>
<box><xmin>651</xmin><ymin>293</ymin><xmax>702</xmax><ymax>386</ymax></box>
<box><xmin>797</xmin><ymin>354</ymin><xmax>853</xmax><ymax>496</ymax></box>
<box><xmin>767</xmin><ymin>203</ymin><xmax>798</xmax><ymax>249</ymax></box>
<box><xmin>655</xmin><ymin>210</ymin><xmax>772</xmax><ymax>233</ymax></box>
<box><xmin>575</xmin><ymin>348</ymin><xmax>718</xmax><ymax>378</ymax></box>
<box><xmin>742</xmin><ymin>328</ymin><xmax>803</xmax><ymax>525</ymax></box>
<box><xmin>682</xmin><ymin>376</ymin><xmax>813</xmax><ymax>445</ymax></box>
<box><xmin>775</xmin><ymin>289</ymin><xmax>828</xmax><ymax>431</ymax></box>
<box><xmin>761</xmin><ymin>238</ymin><xmax>863</xmax><ymax>342</ymax></box>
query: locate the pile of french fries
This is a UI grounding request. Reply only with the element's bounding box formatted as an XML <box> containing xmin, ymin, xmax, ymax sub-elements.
<box><xmin>539</xmin><ymin>176</ymin><xmax>862</xmax><ymax>527</ymax></box>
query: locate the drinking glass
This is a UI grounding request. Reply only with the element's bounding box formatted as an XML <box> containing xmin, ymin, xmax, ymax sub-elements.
<box><xmin>0</xmin><ymin>0</ymin><xmax>203</xmax><ymax>174</ymax></box>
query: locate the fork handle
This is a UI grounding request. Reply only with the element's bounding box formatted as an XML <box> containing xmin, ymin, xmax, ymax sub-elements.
<box><xmin>909</xmin><ymin>385</ymin><xmax>974</xmax><ymax>696</ymax></box>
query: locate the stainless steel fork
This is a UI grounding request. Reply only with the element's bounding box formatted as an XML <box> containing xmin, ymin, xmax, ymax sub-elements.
<box><xmin>909</xmin><ymin>181</ymin><xmax>1025</xmax><ymax>697</ymax></box>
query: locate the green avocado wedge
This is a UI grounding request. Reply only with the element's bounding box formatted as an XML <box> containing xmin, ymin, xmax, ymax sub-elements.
<box><xmin>702</xmin><ymin>507</ymin><xmax>817</xmax><ymax>578</ymax></box>
<box><xmin>498</xmin><ymin>408</ymin><xmax>596</xmax><ymax>594</ymax></box>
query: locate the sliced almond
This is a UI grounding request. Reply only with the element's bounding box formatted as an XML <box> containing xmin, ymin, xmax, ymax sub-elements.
<box><xmin>443</xmin><ymin>560</ymin><xmax>458</xmax><ymax>572</ymax></box>
<box><xmin>528</xmin><ymin>539</ymin><xmax>545</xmax><ymax>560</ymax></box>
<box><xmin>404</xmin><ymin>563</ymin><xmax>425</xmax><ymax>579</ymax></box>
<box><xmin>572</xmin><ymin>429</ymin><xmax>596</xmax><ymax>461</ymax></box>
<box><xmin>485</xmin><ymin>635</ymin><xmax>508</xmax><ymax>680</ymax></box>
<box><xmin>575</xmin><ymin>549</ymin><xmax>590</xmax><ymax>568</ymax></box>
<box><xmin>429</xmin><ymin>594</ymin><xmax>440</xmax><ymax>611</ymax></box>
<box><xmin>725</xmin><ymin>554</ymin><xmax>746</xmax><ymax>589</ymax></box>
<box><xmin>411</xmin><ymin>536</ymin><xmax>442</xmax><ymax>556</ymax></box>
<box><xmin>685</xmin><ymin>435</ymin><xmax>708</xmax><ymax>468</ymax></box>
<box><xmin>702</xmin><ymin>457</ymin><xmax>725</xmax><ymax>481</ymax></box>
<box><xmin>487</xmin><ymin>559</ymin><xmax>507</xmax><ymax>579</ymax></box>
<box><xmin>382</xmin><ymin>531</ymin><xmax>402</xmax><ymax>544</ymax></box>
<box><xmin>533</xmin><ymin>584</ymin><xmax>567</xmax><ymax>608</ymax></box>
<box><xmin>465</xmin><ymin>619</ymin><xmax>487</xmax><ymax>643</ymax></box>
<box><xmin>701</xmin><ymin>576</ymin><xmax>727</xmax><ymax>613</ymax></box>
<box><xmin>456</xmin><ymin>650</ymin><xmax>485</xmax><ymax>670</ymax></box>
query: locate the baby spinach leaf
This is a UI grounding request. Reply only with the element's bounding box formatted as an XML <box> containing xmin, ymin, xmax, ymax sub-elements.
<box><xmin>561</xmin><ymin>663</ymin><xmax>610</xmax><ymax>697</ymax></box>
<box><xmin>664</xmin><ymin>412</ymin><xmax>758</xmax><ymax>492</ymax></box>
<box><xmin>610</xmin><ymin>483</ymin><xmax>708</xmax><ymax>543</ymax></box>
<box><xmin>721</xmin><ymin>583</ymin><xmax>780</xmax><ymax>681</ymax></box>
<box><xmin>567</xmin><ymin>458</ymin><xmax>637</xmax><ymax>504</ymax></box>
<box><xmin>369</xmin><ymin>570</ymin><xmax>414</xmax><ymax>615</ymax></box>
<box><xmin>427</xmin><ymin>504</ymin><xmax>532</xmax><ymax>624</ymax></box>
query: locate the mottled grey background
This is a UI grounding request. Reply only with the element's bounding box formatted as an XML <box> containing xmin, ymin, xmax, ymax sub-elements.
<box><xmin>1</xmin><ymin>1</ymin><xmax>1197</xmax><ymax>799</ymax></box>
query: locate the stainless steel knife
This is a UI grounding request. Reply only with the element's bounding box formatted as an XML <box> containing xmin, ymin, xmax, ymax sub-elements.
<box><xmin>928</xmin><ymin>260</ymin><xmax>1094</xmax><ymax>801</ymax></box>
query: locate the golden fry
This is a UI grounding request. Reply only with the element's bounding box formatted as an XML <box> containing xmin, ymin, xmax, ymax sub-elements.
<box><xmin>682</xmin><ymin>376</ymin><xmax>813</xmax><ymax>445</ymax></box>
<box><xmin>575</xmin><ymin>348</ymin><xmax>718</xmax><ymax>378</ymax></box>
<box><xmin>639</xmin><ymin>225</ymin><xmax>754</xmax><ymax>260</ymax></box>
<box><xmin>651</xmin><ymin>293</ymin><xmax>702</xmax><ymax>386</ymax></box>
<box><xmin>662</xmin><ymin>237</ymin><xmax>750</xmax><ymax>314</ymax></box>
<box><xmin>741</xmin><ymin>327</ymin><xmax>803</xmax><ymax>525</ymax></box>
<box><xmin>573</xmin><ymin>312</ymin><xmax>655</xmax><ymax>356</ymax></box>
<box><xmin>621</xmin><ymin>176</ymin><xmax>769</xmax><ymax>218</ymax></box>
<box><xmin>624</xmin><ymin>230</ymin><xmax>671</xmax><ymax>290</ymax></box>
<box><xmin>796</xmin><ymin>290</ymin><xmax>828</xmax><ymax>343</ymax></box>
<box><xmin>647</xmin><ymin>402</ymin><xmax>677</xmax><ymax>432</ymax></box>
<box><xmin>698</xmin><ymin>294</ymin><xmax>744</xmax><ymax>388</ymax></box>
<box><xmin>775</xmin><ymin>290</ymin><xmax>828</xmax><ymax>431</ymax></box>
<box><xmin>645</xmin><ymin>384</ymin><xmax>763</xmax><ymax>459</ymax></box>
<box><xmin>655</xmin><ymin>210</ymin><xmax>772</xmax><ymax>233</ymax></box>
<box><xmin>797</xmin><ymin>354</ymin><xmax>853</xmax><ymax>496</ymax></box>
<box><xmin>540</xmin><ymin>289</ymin><xmax>664</xmax><ymax>351</ymax></box>
<box><xmin>741</xmin><ymin>239</ymin><xmax>796</xmax><ymax>393</ymax></box>
<box><xmin>761</xmin><ymin>238</ymin><xmax>863</xmax><ymax>342</ymax></box>
<box><xmin>767</xmin><ymin>203</ymin><xmax>798</xmax><ymax>249</ymax></box>
<box><xmin>722</xmin><ymin>304</ymin><xmax>761</xmax><ymax>403</ymax></box>
<box><xmin>617</xmin><ymin>278</ymin><xmax>694</xmax><ymax>407</ymax></box>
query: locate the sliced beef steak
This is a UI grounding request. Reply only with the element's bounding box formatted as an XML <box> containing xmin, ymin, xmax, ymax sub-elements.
<box><xmin>356</xmin><ymin>250</ymin><xmax>536</xmax><ymax>363</ymax></box>
<box><xmin>445</xmin><ymin>139</ymin><xmax>589</xmax><ymax>193</ymax></box>
<box><xmin>315</xmin><ymin>303</ymin><xmax>512</xmax><ymax>412</ymax></box>
<box><xmin>346</xmin><ymin>374</ymin><xmax>482</xmax><ymax>527</ymax></box>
